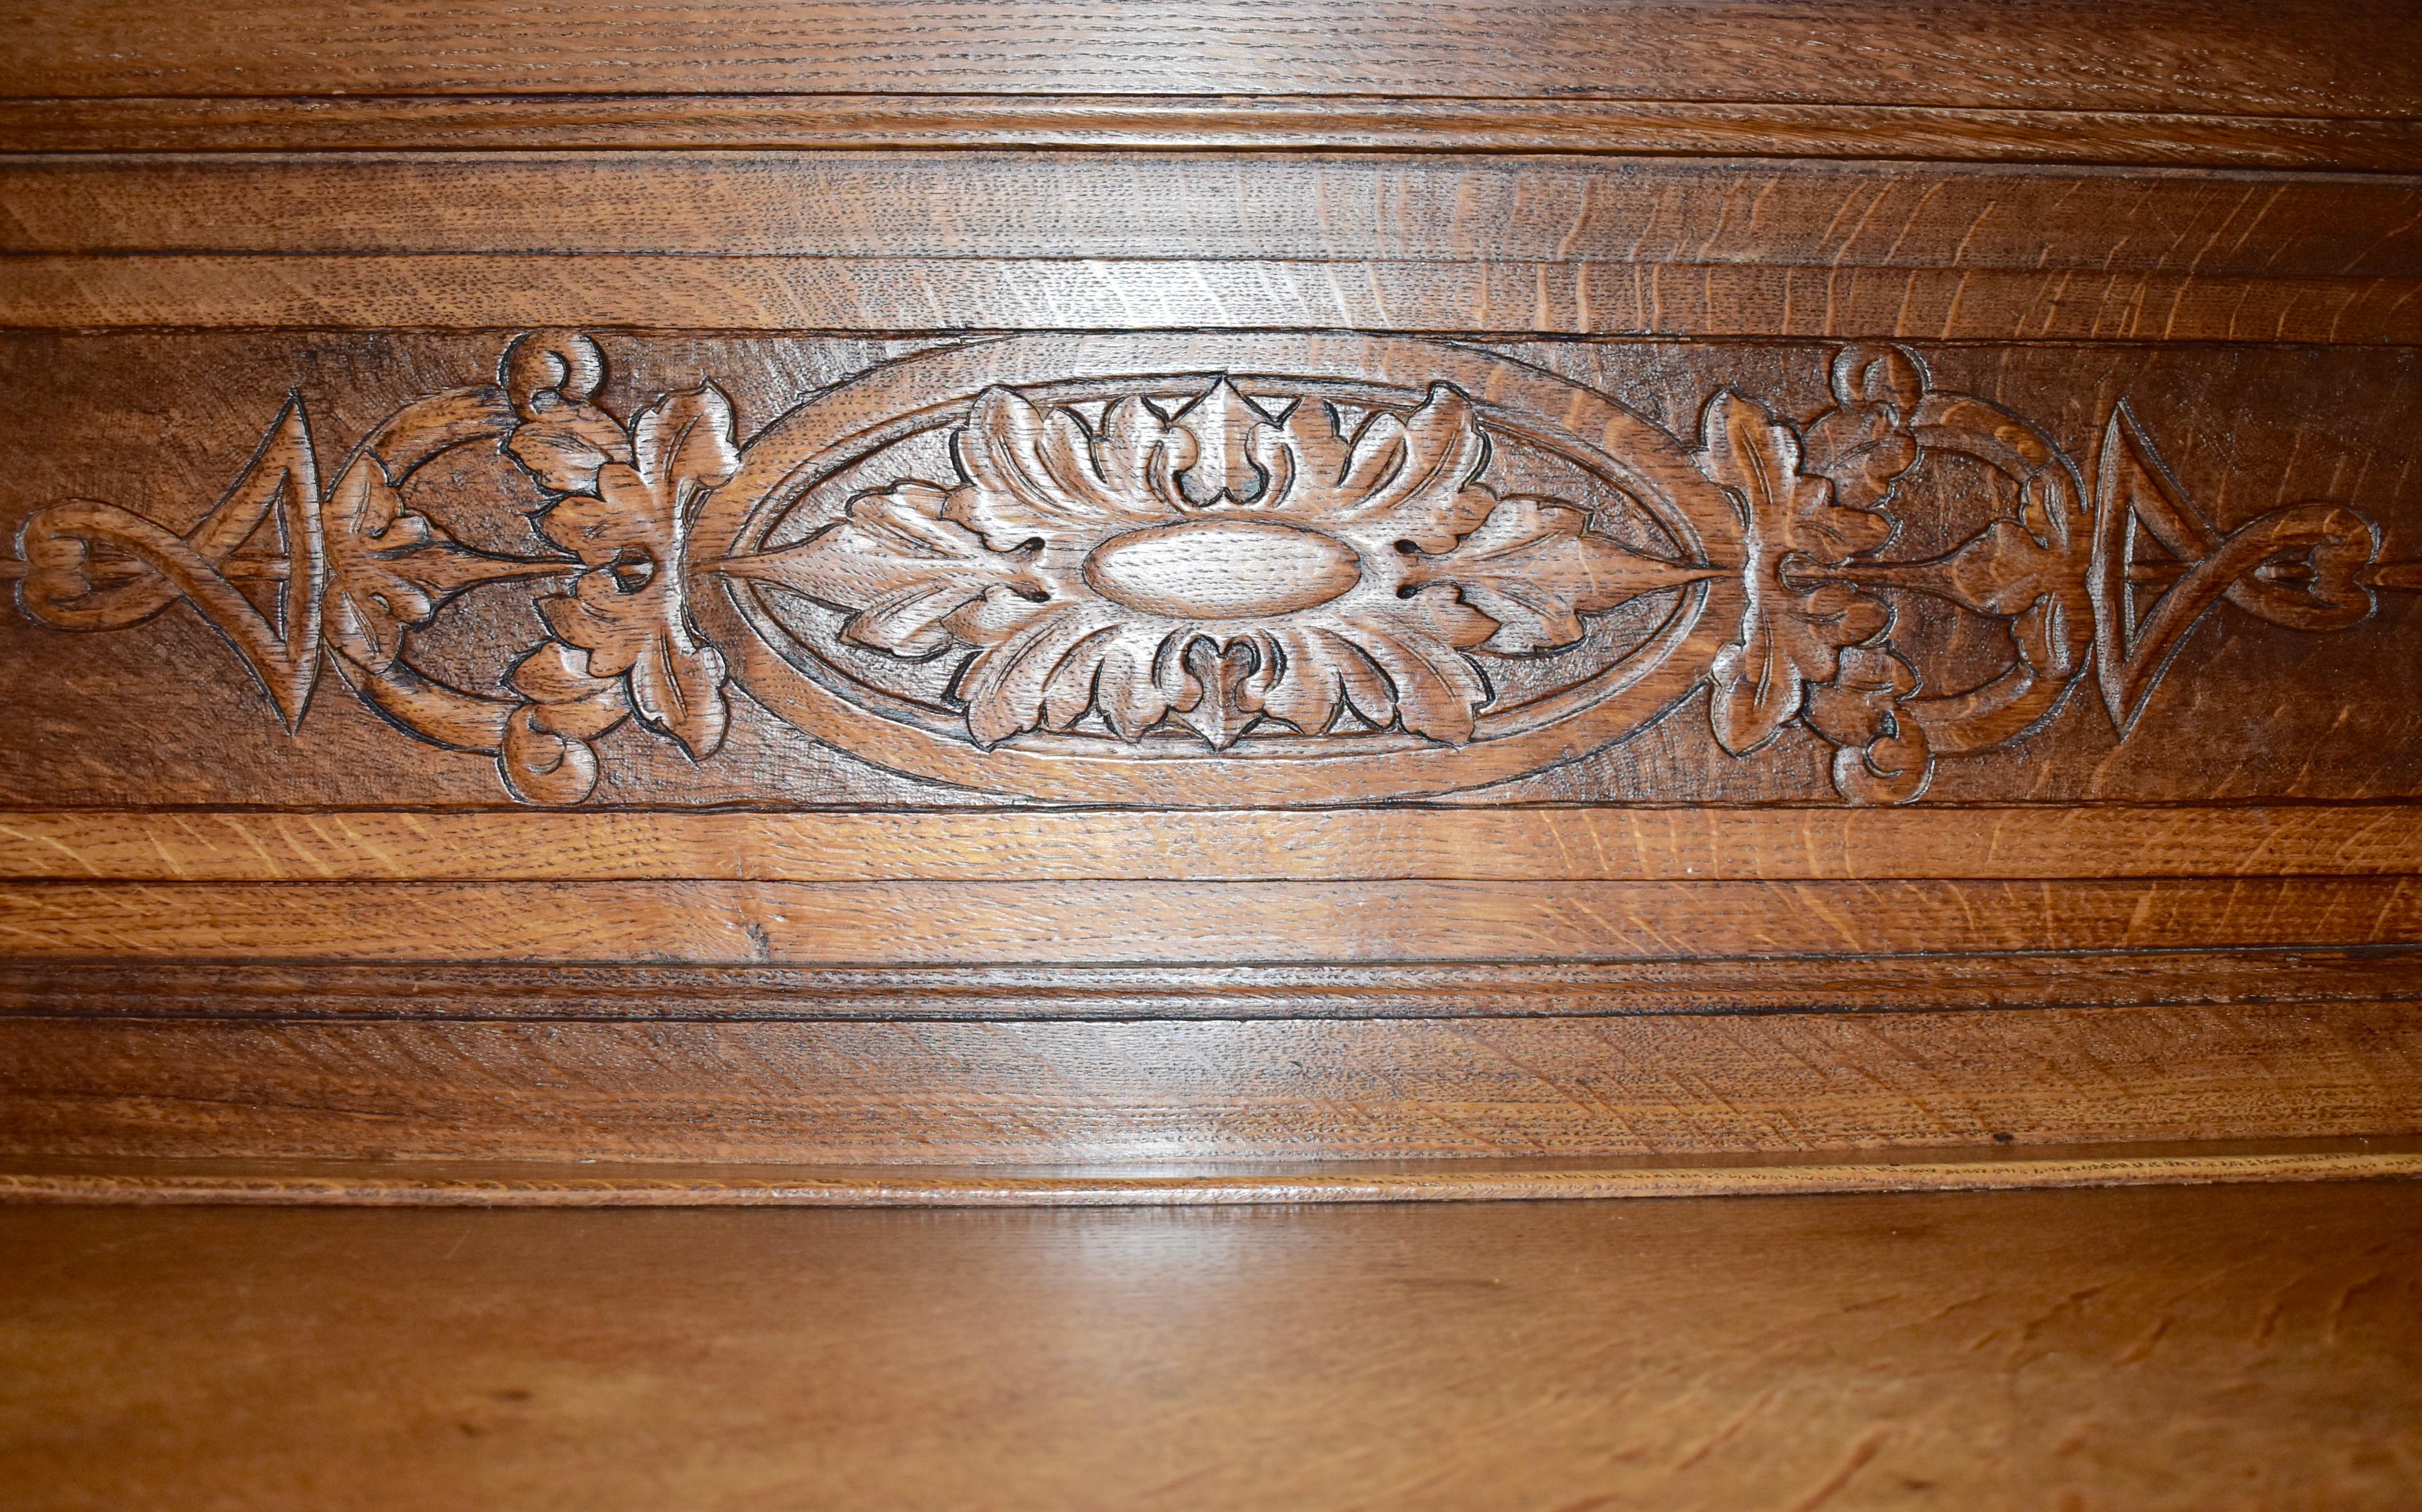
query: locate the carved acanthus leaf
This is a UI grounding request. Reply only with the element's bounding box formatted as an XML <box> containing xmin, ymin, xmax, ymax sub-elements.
<box><xmin>725</xmin><ymin>481</ymin><xmax>1053</xmax><ymax>659</ymax></box>
<box><xmin>1802</xmin><ymin>343</ymin><xmax>1927</xmax><ymax>513</ymax></box>
<box><xmin>502</xmin><ymin>331</ymin><xmax>632</xmax><ymax>496</ymax></box>
<box><xmin>536</xmin><ymin>384</ymin><xmax>742</xmax><ymax>762</ymax></box>
<box><xmin>1695</xmin><ymin>389</ymin><xmax>1892</xmax><ymax>756</ymax></box>
<box><xmin>1805</xmin><ymin>643</ymin><xmax>1930</xmax><ymax>805</ymax></box>
<box><xmin>320</xmin><ymin>456</ymin><xmax>443</xmax><ymax>670</ymax></box>
<box><xmin>1936</xmin><ymin>505</ymin><xmax>2096</xmax><ymax>682</ymax></box>
<box><xmin>1254</xmin><ymin>384</ymin><xmax>1499</xmax><ymax>551</ymax></box>
<box><xmin>495</xmin><ymin>641</ymin><xmax>631</xmax><ymax>807</ymax></box>
<box><xmin>1172</xmin><ymin>380</ymin><xmax>1276</xmax><ymax>506</ymax></box>
<box><xmin>948</xmin><ymin>387</ymin><xmax>1189</xmax><ymax>550</ymax></box>
<box><xmin>1408</xmin><ymin>495</ymin><xmax>1708</xmax><ymax>654</ymax></box>
<box><xmin>1300</xmin><ymin>588</ymin><xmax>1497</xmax><ymax>744</ymax></box>
<box><xmin>319</xmin><ymin>452</ymin><xmax>564</xmax><ymax>672</ymax></box>
<box><xmin>733</xmin><ymin>378</ymin><xmax>1521</xmax><ymax>750</ymax></box>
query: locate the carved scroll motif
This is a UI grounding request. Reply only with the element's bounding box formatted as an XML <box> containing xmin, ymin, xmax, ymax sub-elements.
<box><xmin>11</xmin><ymin>332</ymin><xmax>2415</xmax><ymax>805</ymax></box>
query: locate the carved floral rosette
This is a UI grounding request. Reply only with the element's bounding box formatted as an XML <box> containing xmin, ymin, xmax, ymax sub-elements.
<box><xmin>11</xmin><ymin>331</ymin><xmax>2414</xmax><ymax>806</ymax></box>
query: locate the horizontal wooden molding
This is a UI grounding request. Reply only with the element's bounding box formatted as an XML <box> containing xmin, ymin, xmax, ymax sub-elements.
<box><xmin>2</xmin><ymin>2</ymin><xmax>2408</xmax><ymax>119</ymax></box>
<box><xmin>2</xmin><ymin>877</ymin><xmax>2417</xmax><ymax>966</ymax></box>
<box><xmin>6</xmin><ymin>949</ymin><xmax>2416</xmax><ymax>1022</ymax></box>
<box><xmin>8</xmin><ymin>97</ymin><xmax>2422</xmax><ymax>169</ymax></box>
<box><xmin>5</xmin><ymin>1006</ymin><xmax>2416</xmax><ymax>1162</ymax></box>
<box><xmin>6</xmin><ymin>1141</ymin><xmax>2419</xmax><ymax>1207</ymax></box>
<box><xmin>11</xmin><ymin>156</ymin><xmax>2415</xmax><ymax>275</ymax></box>
<box><xmin>9</xmin><ymin>256</ymin><xmax>2418</xmax><ymax>341</ymax></box>
<box><xmin>5</xmin><ymin>807</ymin><xmax>2419</xmax><ymax>883</ymax></box>
<box><xmin>7</xmin><ymin>155</ymin><xmax>2417</xmax><ymax>337</ymax></box>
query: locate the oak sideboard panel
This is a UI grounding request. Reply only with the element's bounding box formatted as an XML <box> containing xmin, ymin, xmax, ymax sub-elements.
<box><xmin>0</xmin><ymin>2</ymin><xmax>2416</xmax><ymax>1199</ymax></box>
<box><xmin>3</xmin><ymin>331</ymin><xmax>2416</xmax><ymax>809</ymax></box>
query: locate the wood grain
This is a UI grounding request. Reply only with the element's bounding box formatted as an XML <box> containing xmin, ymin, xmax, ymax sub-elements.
<box><xmin>3</xmin><ymin>877</ymin><xmax>2417</xmax><ymax>965</ymax></box>
<box><xmin>5</xmin><ymin>1140</ymin><xmax>2419</xmax><ymax>1206</ymax></box>
<box><xmin>2</xmin><ymin>0</ymin><xmax>2419</xmax><ymax>1202</ymax></box>
<box><xmin>13</xmin><ymin>255</ymin><xmax>2417</xmax><ymax>340</ymax></box>
<box><xmin>13</xmin><ymin>156</ymin><xmax>2418</xmax><ymax>276</ymax></box>
<box><xmin>3</xmin><ymin>1</ymin><xmax>2412</xmax><ymax>114</ymax></box>
<box><xmin>3</xmin><ymin>1004</ymin><xmax>2416</xmax><ymax>1162</ymax></box>
<box><xmin>10</xmin><ymin>94</ymin><xmax>2421</xmax><ymax>168</ymax></box>
<box><xmin>10</xmin><ymin>332</ymin><xmax>2417</xmax><ymax>810</ymax></box>
<box><xmin>8</xmin><ymin>1182</ymin><xmax>2419</xmax><ymax>1509</ymax></box>
<box><xmin>8</xmin><ymin>151</ymin><xmax>2419</xmax><ymax>339</ymax></box>
<box><xmin>6</xmin><ymin>805</ymin><xmax>2418</xmax><ymax>883</ymax></box>
<box><xmin>9</xmin><ymin>949</ymin><xmax>2418</xmax><ymax>1022</ymax></box>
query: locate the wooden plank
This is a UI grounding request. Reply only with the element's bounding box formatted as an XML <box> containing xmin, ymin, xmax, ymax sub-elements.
<box><xmin>5</xmin><ymin>1141</ymin><xmax>2419</xmax><ymax>1206</ymax></box>
<box><xmin>9</xmin><ymin>95</ymin><xmax>2421</xmax><ymax>169</ymax></box>
<box><xmin>2</xmin><ymin>877</ymin><xmax>2418</xmax><ymax>965</ymax></box>
<box><xmin>4</xmin><ymin>1183</ymin><xmax>2417</xmax><ymax>1510</ymax></box>
<box><xmin>3</xmin><ymin>1004</ymin><xmax>2417</xmax><ymax>1161</ymax></box>
<box><xmin>2</xmin><ymin>1</ymin><xmax>2411</xmax><ymax>115</ymax></box>
<box><xmin>8</xmin><ymin>949</ymin><xmax>2420</xmax><ymax>1021</ymax></box>
<box><xmin>3</xmin><ymin>806</ymin><xmax>2416</xmax><ymax>883</ymax></box>
<box><xmin>9</xmin><ymin>254</ymin><xmax>2419</xmax><ymax>340</ymax></box>
<box><xmin>10</xmin><ymin>156</ymin><xmax>2420</xmax><ymax>278</ymax></box>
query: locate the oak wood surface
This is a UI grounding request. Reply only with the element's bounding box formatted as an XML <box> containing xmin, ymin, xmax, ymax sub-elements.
<box><xmin>5</xmin><ymin>1181</ymin><xmax>2419</xmax><ymax>1509</ymax></box>
<box><xmin>6</xmin><ymin>1139</ymin><xmax>2421</xmax><ymax>1205</ymax></box>
<box><xmin>6</xmin><ymin>1003</ymin><xmax>2417</xmax><ymax>1163</ymax></box>
<box><xmin>7</xmin><ymin>876</ymin><xmax>2419</xmax><ymax>964</ymax></box>
<box><xmin>7</xmin><ymin>333</ymin><xmax>2419</xmax><ymax>808</ymax></box>
<box><xmin>14</xmin><ymin>155</ymin><xmax>2418</xmax><ymax>275</ymax></box>
<box><xmin>3</xmin><ymin>1</ymin><xmax>2413</xmax><ymax>115</ymax></box>
<box><xmin>9</xmin><ymin>949</ymin><xmax>2418</xmax><ymax>1021</ymax></box>
<box><xmin>16</xmin><ymin>256</ymin><xmax>2422</xmax><ymax>342</ymax></box>
<box><xmin>0</xmin><ymin>0</ymin><xmax>2416</xmax><ymax>1197</ymax></box>
<box><xmin>10</xmin><ymin>94</ymin><xmax>2420</xmax><ymax>168</ymax></box>
<box><xmin>7</xmin><ymin>152</ymin><xmax>2419</xmax><ymax>337</ymax></box>
<box><xmin>7</xmin><ymin>805</ymin><xmax>2418</xmax><ymax>882</ymax></box>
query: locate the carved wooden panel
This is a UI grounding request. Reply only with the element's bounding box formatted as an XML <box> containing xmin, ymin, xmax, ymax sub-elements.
<box><xmin>1</xmin><ymin>0</ymin><xmax>2419</xmax><ymax>1205</ymax></box>
<box><xmin>7</xmin><ymin>332</ymin><xmax>2418</xmax><ymax>807</ymax></box>
<box><xmin>9</xmin><ymin>14</ymin><xmax>2422</xmax><ymax>1512</ymax></box>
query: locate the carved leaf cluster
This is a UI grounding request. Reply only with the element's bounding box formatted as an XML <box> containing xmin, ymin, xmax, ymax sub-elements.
<box><xmin>735</xmin><ymin>379</ymin><xmax>1683</xmax><ymax>750</ymax></box>
<box><xmin>1697</xmin><ymin>388</ymin><xmax>1894</xmax><ymax>757</ymax></box>
<box><xmin>320</xmin><ymin>450</ymin><xmax>555</xmax><ymax>675</ymax></box>
<box><xmin>505</xmin><ymin>341</ymin><xmax>743</xmax><ymax>765</ymax></box>
<box><xmin>1404</xmin><ymin>495</ymin><xmax>1706</xmax><ymax>655</ymax></box>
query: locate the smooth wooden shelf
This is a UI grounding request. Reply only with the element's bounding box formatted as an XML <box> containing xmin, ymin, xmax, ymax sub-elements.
<box><xmin>6</xmin><ymin>1177</ymin><xmax>2419</xmax><ymax>1510</ymax></box>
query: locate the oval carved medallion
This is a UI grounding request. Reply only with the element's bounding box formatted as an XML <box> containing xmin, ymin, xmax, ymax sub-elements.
<box><xmin>689</xmin><ymin>333</ymin><xmax>1740</xmax><ymax>801</ymax></box>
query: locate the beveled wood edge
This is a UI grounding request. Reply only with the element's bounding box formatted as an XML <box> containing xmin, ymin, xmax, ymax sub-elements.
<box><xmin>5</xmin><ymin>805</ymin><xmax>2417</xmax><ymax>882</ymax></box>
<box><xmin>6</xmin><ymin>1142</ymin><xmax>2417</xmax><ymax>1207</ymax></box>
<box><xmin>9</xmin><ymin>95</ymin><xmax>2419</xmax><ymax>170</ymax></box>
